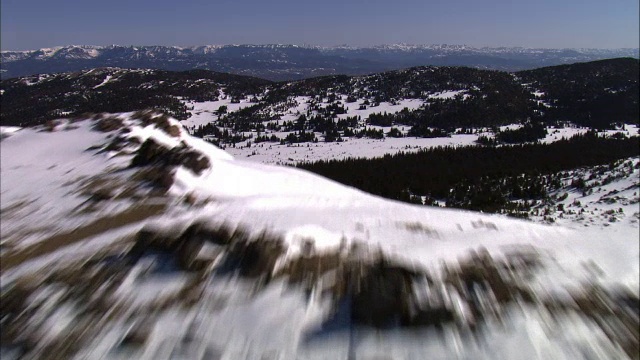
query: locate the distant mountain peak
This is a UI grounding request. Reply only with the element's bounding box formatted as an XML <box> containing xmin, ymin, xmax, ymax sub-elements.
<box><xmin>1</xmin><ymin>44</ymin><xmax>638</xmax><ymax>81</ymax></box>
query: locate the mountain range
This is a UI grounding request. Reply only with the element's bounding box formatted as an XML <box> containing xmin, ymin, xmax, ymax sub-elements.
<box><xmin>2</xmin><ymin>44</ymin><xmax>638</xmax><ymax>80</ymax></box>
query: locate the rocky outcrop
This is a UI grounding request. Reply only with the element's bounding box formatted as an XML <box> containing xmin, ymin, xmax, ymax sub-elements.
<box><xmin>131</xmin><ymin>139</ymin><xmax>210</xmax><ymax>175</ymax></box>
<box><xmin>92</xmin><ymin>115</ymin><xmax>124</xmax><ymax>132</ymax></box>
<box><xmin>131</xmin><ymin>111</ymin><xmax>181</xmax><ymax>137</ymax></box>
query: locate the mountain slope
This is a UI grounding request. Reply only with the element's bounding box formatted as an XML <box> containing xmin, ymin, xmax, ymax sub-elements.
<box><xmin>2</xmin><ymin>58</ymin><xmax>637</xmax><ymax>132</ymax></box>
<box><xmin>1</xmin><ymin>113</ymin><xmax>638</xmax><ymax>359</ymax></box>
<box><xmin>517</xmin><ymin>58</ymin><xmax>640</xmax><ymax>128</ymax></box>
<box><xmin>0</xmin><ymin>68</ymin><xmax>271</xmax><ymax>126</ymax></box>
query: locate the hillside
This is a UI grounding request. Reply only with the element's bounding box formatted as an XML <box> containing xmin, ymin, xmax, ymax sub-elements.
<box><xmin>2</xmin><ymin>58</ymin><xmax>638</xmax><ymax>135</ymax></box>
<box><xmin>518</xmin><ymin>58</ymin><xmax>640</xmax><ymax>129</ymax></box>
<box><xmin>0</xmin><ymin>68</ymin><xmax>271</xmax><ymax>127</ymax></box>
<box><xmin>1</xmin><ymin>113</ymin><xmax>638</xmax><ymax>359</ymax></box>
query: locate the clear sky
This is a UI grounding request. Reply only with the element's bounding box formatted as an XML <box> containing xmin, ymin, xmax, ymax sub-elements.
<box><xmin>1</xmin><ymin>0</ymin><xmax>638</xmax><ymax>51</ymax></box>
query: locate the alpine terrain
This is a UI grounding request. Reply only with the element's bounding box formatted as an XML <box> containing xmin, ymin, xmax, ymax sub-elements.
<box><xmin>1</xmin><ymin>110</ymin><xmax>638</xmax><ymax>359</ymax></box>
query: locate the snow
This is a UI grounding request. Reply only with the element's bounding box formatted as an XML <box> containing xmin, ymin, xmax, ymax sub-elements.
<box><xmin>428</xmin><ymin>90</ymin><xmax>469</xmax><ymax>99</ymax></box>
<box><xmin>337</xmin><ymin>98</ymin><xmax>425</xmax><ymax>120</ymax></box>
<box><xmin>542</xmin><ymin>125</ymin><xmax>639</xmax><ymax>144</ymax></box>
<box><xmin>4</xmin><ymin>116</ymin><xmax>636</xmax><ymax>285</ymax></box>
<box><xmin>0</xmin><ymin>120</ymin><xmax>133</xmax><ymax>250</ymax></box>
<box><xmin>0</xmin><ymin>126</ymin><xmax>21</xmax><ymax>137</ymax></box>
<box><xmin>281</xmin><ymin>224</ymin><xmax>346</xmax><ymax>260</ymax></box>
<box><xmin>225</xmin><ymin>134</ymin><xmax>480</xmax><ymax>164</ymax></box>
<box><xmin>114</xmin><ymin>261</ymin><xmax>190</xmax><ymax>307</ymax></box>
<box><xmin>93</xmin><ymin>74</ymin><xmax>113</xmax><ymax>88</ymax></box>
<box><xmin>1</xmin><ymin>112</ymin><xmax>638</xmax><ymax>359</ymax></box>
<box><xmin>527</xmin><ymin>157</ymin><xmax>640</xmax><ymax>230</ymax></box>
<box><xmin>180</xmin><ymin>94</ymin><xmax>258</xmax><ymax>128</ymax></box>
<box><xmin>218</xmin><ymin>124</ymin><xmax>640</xmax><ymax>165</ymax></box>
<box><xmin>170</xmin><ymin>152</ymin><xmax>359</xmax><ymax>199</ymax></box>
<box><xmin>278</xmin><ymin>96</ymin><xmax>314</xmax><ymax>121</ymax></box>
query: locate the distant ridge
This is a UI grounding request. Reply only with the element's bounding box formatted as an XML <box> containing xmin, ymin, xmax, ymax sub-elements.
<box><xmin>2</xmin><ymin>57</ymin><xmax>637</xmax><ymax>130</ymax></box>
<box><xmin>2</xmin><ymin>44</ymin><xmax>638</xmax><ymax>81</ymax></box>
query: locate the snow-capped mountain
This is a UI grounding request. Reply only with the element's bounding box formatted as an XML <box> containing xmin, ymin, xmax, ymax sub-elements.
<box><xmin>1</xmin><ymin>44</ymin><xmax>638</xmax><ymax>80</ymax></box>
<box><xmin>1</xmin><ymin>112</ymin><xmax>638</xmax><ymax>359</ymax></box>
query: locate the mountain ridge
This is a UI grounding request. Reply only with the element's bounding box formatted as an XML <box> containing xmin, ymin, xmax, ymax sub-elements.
<box><xmin>2</xmin><ymin>58</ymin><xmax>637</xmax><ymax>131</ymax></box>
<box><xmin>2</xmin><ymin>44</ymin><xmax>638</xmax><ymax>81</ymax></box>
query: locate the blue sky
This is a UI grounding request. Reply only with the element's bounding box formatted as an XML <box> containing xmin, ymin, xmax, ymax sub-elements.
<box><xmin>1</xmin><ymin>0</ymin><xmax>638</xmax><ymax>50</ymax></box>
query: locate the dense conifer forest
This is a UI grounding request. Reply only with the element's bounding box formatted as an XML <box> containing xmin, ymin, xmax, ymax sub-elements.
<box><xmin>297</xmin><ymin>132</ymin><xmax>640</xmax><ymax>212</ymax></box>
<box><xmin>517</xmin><ymin>58</ymin><xmax>639</xmax><ymax>129</ymax></box>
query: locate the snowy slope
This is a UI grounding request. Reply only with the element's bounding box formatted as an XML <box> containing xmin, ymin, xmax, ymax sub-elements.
<box><xmin>1</xmin><ymin>113</ymin><xmax>638</xmax><ymax>359</ymax></box>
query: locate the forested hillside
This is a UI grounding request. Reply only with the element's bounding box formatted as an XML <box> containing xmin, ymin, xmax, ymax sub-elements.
<box><xmin>298</xmin><ymin>132</ymin><xmax>639</xmax><ymax>213</ymax></box>
<box><xmin>1</xmin><ymin>58</ymin><xmax>637</xmax><ymax>144</ymax></box>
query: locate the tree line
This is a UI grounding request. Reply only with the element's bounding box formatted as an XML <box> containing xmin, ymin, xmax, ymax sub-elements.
<box><xmin>297</xmin><ymin>132</ymin><xmax>639</xmax><ymax>209</ymax></box>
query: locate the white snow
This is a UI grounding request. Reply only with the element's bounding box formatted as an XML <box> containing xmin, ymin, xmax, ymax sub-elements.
<box><xmin>0</xmin><ymin>120</ymin><xmax>134</xmax><ymax>250</ymax></box>
<box><xmin>428</xmin><ymin>90</ymin><xmax>469</xmax><ymax>99</ymax></box>
<box><xmin>93</xmin><ymin>74</ymin><xmax>113</xmax><ymax>88</ymax></box>
<box><xmin>180</xmin><ymin>94</ymin><xmax>258</xmax><ymax>128</ymax></box>
<box><xmin>225</xmin><ymin>134</ymin><xmax>480</xmax><ymax>164</ymax></box>
<box><xmin>338</xmin><ymin>98</ymin><xmax>425</xmax><ymax>120</ymax></box>
<box><xmin>2</xmin><ymin>112</ymin><xmax>638</xmax><ymax>360</ymax></box>
<box><xmin>0</xmin><ymin>126</ymin><xmax>21</xmax><ymax>137</ymax></box>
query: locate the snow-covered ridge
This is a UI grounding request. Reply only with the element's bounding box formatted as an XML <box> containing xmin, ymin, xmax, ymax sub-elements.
<box><xmin>2</xmin><ymin>44</ymin><xmax>638</xmax><ymax>62</ymax></box>
<box><xmin>4</xmin><ymin>43</ymin><xmax>638</xmax><ymax>54</ymax></box>
<box><xmin>3</xmin><ymin>43</ymin><xmax>638</xmax><ymax>81</ymax></box>
<box><xmin>1</xmin><ymin>112</ymin><xmax>638</xmax><ymax>359</ymax></box>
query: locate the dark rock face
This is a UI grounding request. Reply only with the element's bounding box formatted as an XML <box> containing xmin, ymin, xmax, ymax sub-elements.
<box><xmin>120</xmin><ymin>320</ymin><xmax>152</xmax><ymax>347</ymax></box>
<box><xmin>93</xmin><ymin>116</ymin><xmax>124</xmax><ymax>132</ymax></box>
<box><xmin>128</xmin><ymin>224</ymin><xmax>286</xmax><ymax>278</ymax></box>
<box><xmin>181</xmin><ymin>222</ymin><xmax>235</xmax><ymax>246</ymax></box>
<box><xmin>131</xmin><ymin>138</ymin><xmax>210</xmax><ymax>176</ymax></box>
<box><xmin>222</xmin><ymin>238</ymin><xmax>286</xmax><ymax>279</ymax></box>
<box><xmin>127</xmin><ymin>229</ymin><xmax>218</xmax><ymax>273</ymax></box>
<box><xmin>350</xmin><ymin>261</ymin><xmax>415</xmax><ymax>327</ymax></box>
<box><xmin>132</xmin><ymin>111</ymin><xmax>182</xmax><ymax>138</ymax></box>
<box><xmin>130</xmin><ymin>139</ymin><xmax>171</xmax><ymax>167</ymax></box>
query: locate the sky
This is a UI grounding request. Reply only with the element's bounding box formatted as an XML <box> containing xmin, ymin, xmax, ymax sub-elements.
<box><xmin>1</xmin><ymin>0</ymin><xmax>638</xmax><ymax>51</ymax></box>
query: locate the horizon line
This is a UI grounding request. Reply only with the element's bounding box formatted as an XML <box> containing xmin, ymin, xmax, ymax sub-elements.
<box><xmin>3</xmin><ymin>43</ymin><xmax>640</xmax><ymax>53</ymax></box>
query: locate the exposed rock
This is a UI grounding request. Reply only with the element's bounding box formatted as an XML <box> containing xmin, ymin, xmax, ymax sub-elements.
<box><xmin>130</xmin><ymin>139</ymin><xmax>210</xmax><ymax>176</ymax></box>
<box><xmin>180</xmin><ymin>222</ymin><xmax>236</xmax><ymax>246</ymax></box>
<box><xmin>43</xmin><ymin>119</ymin><xmax>64</xmax><ymax>132</ymax></box>
<box><xmin>131</xmin><ymin>110</ymin><xmax>181</xmax><ymax>137</ymax></box>
<box><xmin>120</xmin><ymin>320</ymin><xmax>152</xmax><ymax>347</ymax></box>
<box><xmin>173</xmin><ymin>148</ymin><xmax>210</xmax><ymax>175</ymax></box>
<box><xmin>350</xmin><ymin>260</ymin><xmax>416</xmax><ymax>327</ymax></box>
<box><xmin>128</xmin><ymin>227</ymin><xmax>225</xmax><ymax>273</ymax></box>
<box><xmin>130</xmin><ymin>139</ymin><xmax>171</xmax><ymax>168</ymax></box>
<box><xmin>406</xmin><ymin>307</ymin><xmax>456</xmax><ymax>327</ymax></box>
<box><xmin>221</xmin><ymin>234</ymin><xmax>285</xmax><ymax>279</ymax></box>
<box><xmin>93</xmin><ymin>116</ymin><xmax>124</xmax><ymax>132</ymax></box>
<box><xmin>130</xmin><ymin>110</ymin><xmax>156</xmax><ymax>123</ymax></box>
<box><xmin>100</xmin><ymin>136</ymin><xmax>129</xmax><ymax>153</ymax></box>
<box><xmin>166</xmin><ymin>125</ymin><xmax>181</xmax><ymax>137</ymax></box>
<box><xmin>89</xmin><ymin>188</ymin><xmax>115</xmax><ymax>202</ymax></box>
<box><xmin>280</xmin><ymin>251</ymin><xmax>343</xmax><ymax>288</ymax></box>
